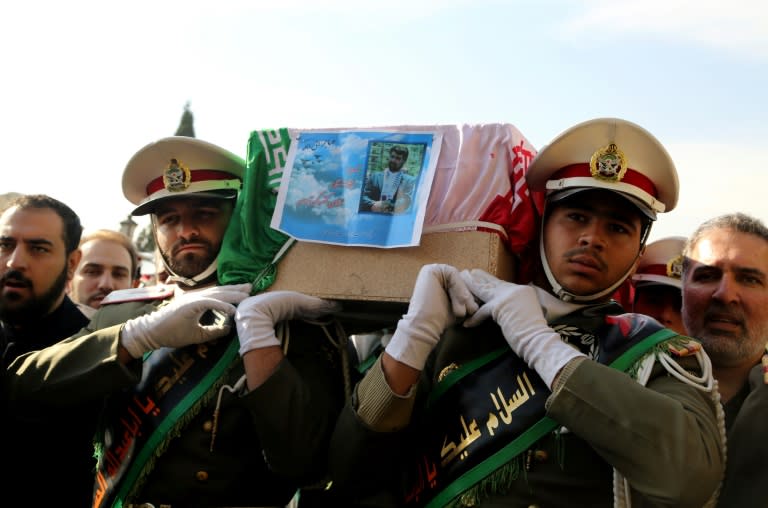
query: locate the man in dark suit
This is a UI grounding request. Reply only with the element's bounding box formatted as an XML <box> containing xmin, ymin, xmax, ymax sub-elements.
<box><xmin>0</xmin><ymin>193</ymin><xmax>94</xmax><ymax>507</ymax></box>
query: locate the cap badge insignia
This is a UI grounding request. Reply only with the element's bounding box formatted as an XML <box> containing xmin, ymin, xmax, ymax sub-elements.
<box><xmin>667</xmin><ymin>254</ymin><xmax>683</xmax><ymax>279</ymax></box>
<box><xmin>163</xmin><ymin>158</ymin><xmax>191</xmax><ymax>192</ymax></box>
<box><xmin>590</xmin><ymin>143</ymin><xmax>628</xmax><ymax>182</ymax></box>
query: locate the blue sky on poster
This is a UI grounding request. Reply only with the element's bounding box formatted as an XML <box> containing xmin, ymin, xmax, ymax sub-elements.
<box><xmin>273</xmin><ymin>130</ymin><xmax>440</xmax><ymax>247</ymax></box>
<box><xmin>1</xmin><ymin>0</ymin><xmax>766</xmax><ymax>244</ymax></box>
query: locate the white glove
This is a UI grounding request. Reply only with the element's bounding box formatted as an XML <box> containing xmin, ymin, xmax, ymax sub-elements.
<box><xmin>461</xmin><ymin>269</ymin><xmax>585</xmax><ymax>388</ymax></box>
<box><xmin>236</xmin><ymin>290</ymin><xmax>341</xmax><ymax>356</ymax></box>
<box><xmin>121</xmin><ymin>283</ymin><xmax>252</xmax><ymax>359</ymax></box>
<box><xmin>385</xmin><ymin>264</ymin><xmax>478</xmax><ymax>370</ymax></box>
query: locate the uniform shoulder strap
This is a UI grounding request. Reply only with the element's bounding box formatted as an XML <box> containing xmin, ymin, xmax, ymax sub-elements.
<box><xmin>100</xmin><ymin>284</ymin><xmax>176</xmax><ymax>305</ymax></box>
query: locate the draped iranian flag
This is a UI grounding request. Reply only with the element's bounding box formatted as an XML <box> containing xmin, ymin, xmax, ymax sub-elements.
<box><xmin>218</xmin><ymin>128</ymin><xmax>292</xmax><ymax>290</ymax></box>
<box><xmin>478</xmin><ymin>132</ymin><xmax>545</xmax><ymax>284</ymax></box>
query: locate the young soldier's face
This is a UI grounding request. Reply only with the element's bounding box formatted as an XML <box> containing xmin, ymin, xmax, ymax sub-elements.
<box><xmin>0</xmin><ymin>206</ymin><xmax>74</xmax><ymax>322</ymax></box>
<box><xmin>543</xmin><ymin>191</ymin><xmax>644</xmax><ymax>298</ymax></box>
<box><xmin>153</xmin><ymin>197</ymin><xmax>233</xmax><ymax>279</ymax></box>
<box><xmin>682</xmin><ymin>228</ymin><xmax>768</xmax><ymax>368</ymax></box>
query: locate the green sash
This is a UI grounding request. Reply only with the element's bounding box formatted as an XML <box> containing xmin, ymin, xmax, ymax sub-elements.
<box><xmin>93</xmin><ymin>338</ymin><xmax>239</xmax><ymax>508</ymax></box>
<box><xmin>403</xmin><ymin>324</ymin><xmax>677</xmax><ymax>508</ymax></box>
<box><xmin>93</xmin><ymin>128</ymin><xmax>298</xmax><ymax>508</ymax></box>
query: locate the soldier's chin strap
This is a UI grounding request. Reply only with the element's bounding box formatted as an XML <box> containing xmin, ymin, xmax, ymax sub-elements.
<box><xmin>539</xmin><ymin>202</ymin><xmax>652</xmax><ymax>304</ymax></box>
<box><xmin>539</xmin><ymin>244</ymin><xmax>639</xmax><ymax>303</ymax></box>
<box><xmin>151</xmin><ymin>216</ymin><xmax>219</xmax><ymax>289</ymax></box>
<box><xmin>165</xmin><ymin>259</ymin><xmax>219</xmax><ymax>289</ymax></box>
<box><xmin>539</xmin><ymin>238</ymin><xmax>633</xmax><ymax>303</ymax></box>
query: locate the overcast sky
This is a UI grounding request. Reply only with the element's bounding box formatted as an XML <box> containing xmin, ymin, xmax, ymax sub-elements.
<box><xmin>2</xmin><ymin>0</ymin><xmax>766</xmax><ymax>244</ymax></box>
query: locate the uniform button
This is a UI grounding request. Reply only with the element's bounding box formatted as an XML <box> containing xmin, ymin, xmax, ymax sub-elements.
<box><xmin>195</xmin><ymin>470</ymin><xmax>209</xmax><ymax>482</ymax></box>
<box><xmin>202</xmin><ymin>420</ymin><xmax>213</xmax><ymax>432</ymax></box>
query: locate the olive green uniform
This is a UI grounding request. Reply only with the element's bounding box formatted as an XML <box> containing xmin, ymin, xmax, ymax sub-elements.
<box><xmin>7</xmin><ymin>295</ymin><xmax>347</xmax><ymax>508</ymax></box>
<box><xmin>328</xmin><ymin>309</ymin><xmax>725</xmax><ymax>508</ymax></box>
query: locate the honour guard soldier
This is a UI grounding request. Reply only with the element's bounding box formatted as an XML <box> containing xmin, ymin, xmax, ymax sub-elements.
<box><xmin>632</xmin><ymin>236</ymin><xmax>687</xmax><ymax>334</ymax></box>
<box><xmin>328</xmin><ymin>118</ymin><xmax>725</xmax><ymax>507</ymax></box>
<box><xmin>6</xmin><ymin>136</ymin><xmax>349</xmax><ymax>508</ymax></box>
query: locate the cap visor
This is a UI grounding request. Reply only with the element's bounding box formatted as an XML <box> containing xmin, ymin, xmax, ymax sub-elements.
<box><xmin>131</xmin><ymin>189</ymin><xmax>238</xmax><ymax>216</ymax></box>
<box><xmin>548</xmin><ymin>188</ymin><xmax>657</xmax><ymax>220</ymax></box>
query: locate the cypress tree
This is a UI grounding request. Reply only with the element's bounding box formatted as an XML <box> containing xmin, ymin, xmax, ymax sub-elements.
<box><xmin>174</xmin><ymin>101</ymin><xmax>196</xmax><ymax>137</ymax></box>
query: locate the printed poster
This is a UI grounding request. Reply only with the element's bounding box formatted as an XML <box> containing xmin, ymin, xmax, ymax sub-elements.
<box><xmin>271</xmin><ymin>130</ymin><xmax>442</xmax><ymax>247</ymax></box>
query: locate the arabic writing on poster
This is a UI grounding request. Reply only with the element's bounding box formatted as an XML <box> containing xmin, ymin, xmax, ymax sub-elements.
<box><xmin>271</xmin><ymin>130</ymin><xmax>442</xmax><ymax>248</ymax></box>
